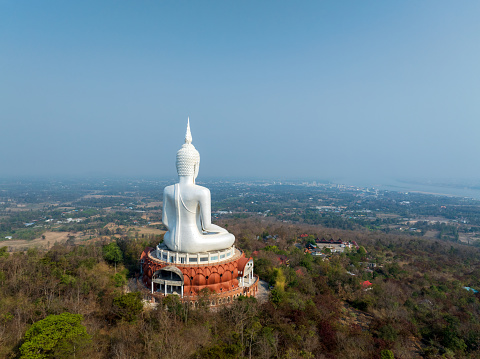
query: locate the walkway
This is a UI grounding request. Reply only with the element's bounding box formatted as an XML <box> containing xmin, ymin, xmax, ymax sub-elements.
<box><xmin>256</xmin><ymin>280</ymin><xmax>270</xmax><ymax>303</ymax></box>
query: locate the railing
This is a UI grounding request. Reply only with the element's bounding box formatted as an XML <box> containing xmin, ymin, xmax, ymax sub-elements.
<box><xmin>150</xmin><ymin>244</ymin><xmax>241</xmax><ymax>266</ymax></box>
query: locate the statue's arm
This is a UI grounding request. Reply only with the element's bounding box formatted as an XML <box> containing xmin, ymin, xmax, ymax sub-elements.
<box><xmin>199</xmin><ymin>188</ymin><xmax>212</xmax><ymax>229</ymax></box>
<box><xmin>162</xmin><ymin>189</ymin><xmax>169</xmax><ymax>229</ymax></box>
<box><xmin>199</xmin><ymin>188</ymin><xmax>227</xmax><ymax>233</ymax></box>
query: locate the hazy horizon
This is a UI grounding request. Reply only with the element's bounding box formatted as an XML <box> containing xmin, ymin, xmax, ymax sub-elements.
<box><xmin>2</xmin><ymin>1</ymin><xmax>480</xmax><ymax>183</ymax></box>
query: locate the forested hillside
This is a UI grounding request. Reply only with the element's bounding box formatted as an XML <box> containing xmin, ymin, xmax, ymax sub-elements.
<box><xmin>1</xmin><ymin>218</ymin><xmax>480</xmax><ymax>358</ymax></box>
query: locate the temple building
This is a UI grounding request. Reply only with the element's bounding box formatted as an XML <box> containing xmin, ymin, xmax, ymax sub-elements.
<box><xmin>140</xmin><ymin>120</ymin><xmax>258</xmax><ymax>306</ymax></box>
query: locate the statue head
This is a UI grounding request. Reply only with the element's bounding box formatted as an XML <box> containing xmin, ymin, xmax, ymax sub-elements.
<box><xmin>176</xmin><ymin>119</ymin><xmax>200</xmax><ymax>178</ymax></box>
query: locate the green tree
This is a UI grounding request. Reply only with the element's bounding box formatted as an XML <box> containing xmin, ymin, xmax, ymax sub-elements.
<box><xmin>113</xmin><ymin>272</ymin><xmax>127</xmax><ymax>287</ymax></box>
<box><xmin>357</xmin><ymin>246</ymin><xmax>367</xmax><ymax>256</ymax></box>
<box><xmin>380</xmin><ymin>349</ymin><xmax>394</xmax><ymax>359</ymax></box>
<box><xmin>306</xmin><ymin>236</ymin><xmax>316</xmax><ymax>245</ymax></box>
<box><xmin>378</xmin><ymin>324</ymin><xmax>398</xmax><ymax>342</ymax></box>
<box><xmin>103</xmin><ymin>242</ymin><xmax>123</xmax><ymax>272</ymax></box>
<box><xmin>19</xmin><ymin>312</ymin><xmax>91</xmax><ymax>359</ymax></box>
<box><xmin>300</xmin><ymin>253</ymin><xmax>313</xmax><ymax>271</ymax></box>
<box><xmin>270</xmin><ymin>287</ymin><xmax>283</xmax><ymax>306</ymax></box>
<box><xmin>112</xmin><ymin>292</ymin><xmax>143</xmax><ymax>322</ymax></box>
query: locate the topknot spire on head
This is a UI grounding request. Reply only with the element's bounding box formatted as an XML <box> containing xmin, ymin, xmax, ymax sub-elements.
<box><xmin>176</xmin><ymin>117</ymin><xmax>200</xmax><ymax>177</ymax></box>
<box><xmin>185</xmin><ymin>117</ymin><xmax>192</xmax><ymax>144</ymax></box>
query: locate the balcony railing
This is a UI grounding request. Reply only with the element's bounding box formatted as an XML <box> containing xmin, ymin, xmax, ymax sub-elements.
<box><xmin>150</xmin><ymin>244</ymin><xmax>241</xmax><ymax>266</ymax></box>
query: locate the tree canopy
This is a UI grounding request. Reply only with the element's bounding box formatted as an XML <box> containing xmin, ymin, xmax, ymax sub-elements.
<box><xmin>112</xmin><ymin>292</ymin><xmax>143</xmax><ymax>322</ymax></box>
<box><xmin>19</xmin><ymin>312</ymin><xmax>91</xmax><ymax>359</ymax></box>
<box><xmin>102</xmin><ymin>242</ymin><xmax>123</xmax><ymax>271</ymax></box>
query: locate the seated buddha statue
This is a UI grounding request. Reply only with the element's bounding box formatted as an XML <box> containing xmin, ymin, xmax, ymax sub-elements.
<box><xmin>162</xmin><ymin>120</ymin><xmax>235</xmax><ymax>253</ymax></box>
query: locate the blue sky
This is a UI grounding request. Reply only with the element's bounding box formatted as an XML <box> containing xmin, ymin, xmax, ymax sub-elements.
<box><xmin>1</xmin><ymin>1</ymin><xmax>479</xmax><ymax>184</ymax></box>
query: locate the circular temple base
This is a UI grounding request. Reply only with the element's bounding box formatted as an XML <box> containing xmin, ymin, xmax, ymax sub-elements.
<box><xmin>140</xmin><ymin>246</ymin><xmax>258</xmax><ymax>306</ymax></box>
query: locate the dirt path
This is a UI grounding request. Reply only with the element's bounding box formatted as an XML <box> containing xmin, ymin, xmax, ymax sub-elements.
<box><xmin>256</xmin><ymin>280</ymin><xmax>270</xmax><ymax>303</ymax></box>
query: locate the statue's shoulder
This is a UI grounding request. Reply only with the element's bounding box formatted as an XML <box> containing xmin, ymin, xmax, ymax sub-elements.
<box><xmin>163</xmin><ymin>185</ymin><xmax>175</xmax><ymax>195</ymax></box>
<box><xmin>193</xmin><ymin>185</ymin><xmax>211</xmax><ymax>198</ymax></box>
<box><xmin>194</xmin><ymin>184</ymin><xmax>210</xmax><ymax>193</ymax></box>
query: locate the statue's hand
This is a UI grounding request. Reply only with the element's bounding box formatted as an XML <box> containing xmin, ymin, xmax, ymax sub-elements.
<box><xmin>203</xmin><ymin>223</ymin><xmax>228</xmax><ymax>234</ymax></box>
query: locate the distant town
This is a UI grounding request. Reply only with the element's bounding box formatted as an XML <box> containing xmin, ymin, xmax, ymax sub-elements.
<box><xmin>1</xmin><ymin>178</ymin><xmax>479</xmax><ymax>250</ymax></box>
<box><xmin>2</xmin><ymin>177</ymin><xmax>480</xmax><ymax>357</ymax></box>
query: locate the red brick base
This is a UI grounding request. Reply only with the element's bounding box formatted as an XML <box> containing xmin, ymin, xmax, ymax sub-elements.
<box><xmin>140</xmin><ymin>247</ymin><xmax>258</xmax><ymax>306</ymax></box>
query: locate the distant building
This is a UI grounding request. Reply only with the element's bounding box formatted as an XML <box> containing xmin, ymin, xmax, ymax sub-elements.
<box><xmin>304</xmin><ymin>238</ymin><xmax>358</xmax><ymax>255</ymax></box>
<box><xmin>362</xmin><ymin>280</ymin><xmax>373</xmax><ymax>290</ymax></box>
<box><xmin>313</xmin><ymin>238</ymin><xmax>355</xmax><ymax>253</ymax></box>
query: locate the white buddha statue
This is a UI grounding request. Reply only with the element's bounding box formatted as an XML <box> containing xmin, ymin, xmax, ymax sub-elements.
<box><xmin>162</xmin><ymin>119</ymin><xmax>235</xmax><ymax>253</ymax></box>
